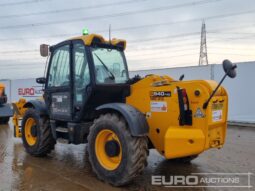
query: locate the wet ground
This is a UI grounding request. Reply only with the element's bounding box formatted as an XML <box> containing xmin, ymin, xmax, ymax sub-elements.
<box><xmin>0</xmin><ymin>123</ymin><xmax>254</xmax><ymax>191</ymax></box>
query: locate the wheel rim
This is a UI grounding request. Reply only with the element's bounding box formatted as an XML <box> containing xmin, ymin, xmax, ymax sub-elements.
<box><xmin>24</xmin><ymin>118</ymin><xmax>37</xmax><ymax>146</ymax></box>
<box><xmin>95</xmin><ymin>129</ymin><xmax>122</xmax><ymax>171</ymax></box>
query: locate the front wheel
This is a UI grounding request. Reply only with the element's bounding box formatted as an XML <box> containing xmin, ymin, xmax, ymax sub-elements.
<box><xmin>21</xmin><ymin>108</ymin><xmax>55</xmax><ymax>156</ymax></box>
<box><xmin>88</xmin><ymin>113</ymin><xmax>148</xmax><ymax>186</ymax></box>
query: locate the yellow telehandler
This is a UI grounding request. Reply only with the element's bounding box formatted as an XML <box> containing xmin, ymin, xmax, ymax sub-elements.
<box><xmin>0</xmin><ymin>83</ymin><xmax>13</xmax><ymax>124</ymax></box>
<box><xmin>13</xmin><ymin>31</ymin><xmax>236</xmax><ymax>186</ymax></box>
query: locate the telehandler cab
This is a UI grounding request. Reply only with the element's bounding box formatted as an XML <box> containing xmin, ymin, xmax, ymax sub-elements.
<box><xmin>13</xmin><ymin>31</ymin><xmax>236</xmax><ymax>186</ymax></box>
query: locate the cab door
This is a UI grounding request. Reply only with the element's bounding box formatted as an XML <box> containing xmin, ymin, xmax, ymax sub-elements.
<box><xmin>72</xmin><ymin>40</ymin><xmax>91</xmax><ymax>121</ymax></box>
<box><xmin>45</xmin><ymin>42</ymin><xmax>72</xmax><ymax>121</ymax></box>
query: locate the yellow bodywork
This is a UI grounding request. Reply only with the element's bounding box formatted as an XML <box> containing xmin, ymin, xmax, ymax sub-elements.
<box><xmin>24</xmin><ymin>117</ymin><xmax>37</xmax><ymax>146</ymax></box>
<box><xmin>95</xmin><ymin>129</ymin><xmax>122</xmax><ymax>171</ymax></box>
<box><xmin>12</xmin><ymin>98</ymin><xmax>27</xmax><ymax>137</ymax></box>
<box><xmin>126</xmin><ymin>75</ymin><xmax>228</xmax><ymax>159</ymax></box>
<box><xmin>71</xmin><ymin>34</ymin><xmax>126</xmax><ymax>50</ymax></box>
<box><xmin>0</xmin><ymin>83</ymin><xmax>5</xmax><ymax>97</ymax></box>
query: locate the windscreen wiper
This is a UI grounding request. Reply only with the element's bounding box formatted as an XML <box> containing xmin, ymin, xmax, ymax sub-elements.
<box><xmin>93</xmin><ymin>53</ymin><xmax>115</xmax><ymax>80</ymax></box>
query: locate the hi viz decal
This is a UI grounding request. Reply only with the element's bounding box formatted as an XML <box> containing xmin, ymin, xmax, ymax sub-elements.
<box><xmin>151</xmin><ymin>101</ymin><xmax>167</xmax><ymax>112</ymax></box>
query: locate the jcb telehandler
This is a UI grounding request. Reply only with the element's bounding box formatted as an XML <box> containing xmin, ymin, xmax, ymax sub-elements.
<box><xmin>13</xmin><ymin>31</ymin><xmax>236</xmax><ymax>186</ymax></box>
<box><xmin>0</xmin><ymin>83</ymin><xmax>12</xmax><ymax>124</ymax></box>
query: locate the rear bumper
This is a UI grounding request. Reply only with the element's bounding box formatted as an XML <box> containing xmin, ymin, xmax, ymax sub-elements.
<box><xmin>205</xmin><ymin>123</ymin><xmax>226</xmax><ymax>149</ymax></box>
<box><xmin>0</xmin><ymin>104</ymin><xmax>13</xmax><ymax>117</ymax></box>
<box><xmin>163</xmin><ymin>125</ymin><xmax>226</xmax><ymax>159</ymax></box>
<box><xmin>164</xmin><ymin>127</ymin><xmax>205</xmax><ymax>159</ymax></box>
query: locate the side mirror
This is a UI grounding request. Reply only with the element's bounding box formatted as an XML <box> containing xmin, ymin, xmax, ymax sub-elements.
<box><xmin>40</xmin><ymin>44</ymin><xmax>49</xmax><ymax>57</ymax></box>
<box><xmin>223</xmin><ymin>59</ymin><xmax>237</xmax><ymax>78</ymax></box>
<box><xmin>203</xmin><ymin>59</ymin><xmax>237</xmax><ymax>109</ymax></box>
<box><xmin>36</xmin><ymin>77</ymin><xmax>46</xmax><ymax>84</ymax></box>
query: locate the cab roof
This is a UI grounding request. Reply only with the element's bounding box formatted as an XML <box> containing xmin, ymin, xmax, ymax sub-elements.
<box><xmin>70</xmin><ymin>34</ymin><xmax>127</xmax><ymax>50</ymax></box>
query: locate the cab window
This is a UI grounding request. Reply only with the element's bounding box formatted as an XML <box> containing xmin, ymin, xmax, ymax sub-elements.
<box><xmin>91</xmin><ymin>47</ymin><xmax>128</xmax><ymax>84</ymax></box>
<box><xmin>47</xmin><ymin>45</ymin><xmax>70</xmax><ymax>87</ymax></box>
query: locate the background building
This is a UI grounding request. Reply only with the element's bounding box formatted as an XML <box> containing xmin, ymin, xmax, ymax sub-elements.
<box><xmin>1</xmin><ymin>61</ymin><xmax>254</xmax><ymax>123</ymax></box>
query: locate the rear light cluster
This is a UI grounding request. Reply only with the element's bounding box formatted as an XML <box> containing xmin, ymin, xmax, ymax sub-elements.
<box><xmin>177</xmin><ymin>87</ymin><xmax>192</xmax><ymax>126</ymax></box>
<box><xmin>182</xmin><ymin>89</ymin><xmax>188</xmax><ymax>110</ymax></box>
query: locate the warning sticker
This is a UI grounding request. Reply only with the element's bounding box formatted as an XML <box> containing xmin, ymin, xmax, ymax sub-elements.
<box><xmin>52</xmin><ymin>95</ymin><xmax>63</xmax><ymax>103</ymax></box>
<box><xmin>151</xmin><ymin>101</ymin><xmax>167</xmax><ymax>112</ymax></box>
<box><xmin>194</xmin><ymin>107</ymin><xmax>205</xmax><ymax>118</ymax></box>
<box><xmin>212</xmin><ymin>110</ymin><xmax>223</xmax><ymax>122</ymax></box>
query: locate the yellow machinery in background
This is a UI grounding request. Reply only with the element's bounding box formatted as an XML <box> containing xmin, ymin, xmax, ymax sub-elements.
<box><xmin>12</xmin><ymin>98</ymin><xmax>27</xmax><ymax>137</ymax></box>
<box><xmin>0</xmin><ymin>83</ymin><xmax>13</xmax><ymax>124</ymax></box>
<box><xmin>12</xmin><ymin>31</ymin><xmax>237</xmax><ymax>186</ymax></box>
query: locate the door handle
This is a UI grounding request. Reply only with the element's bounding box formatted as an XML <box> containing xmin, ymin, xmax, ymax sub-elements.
<box><xmin>75</xmin><ymin>106</ymin><xmax>81</xmax><ymax>112</ymax></box>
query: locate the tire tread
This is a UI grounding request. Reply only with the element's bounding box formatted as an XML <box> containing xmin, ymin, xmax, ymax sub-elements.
<box><xmin>88</xmin><ymin>113</ymin><xmax>148</xmax><ymax>186</ymax></box>
<box><xmin>22</xmin><ymin>108</ymin><xmax>55</xmax><ymax>157</ymax></box>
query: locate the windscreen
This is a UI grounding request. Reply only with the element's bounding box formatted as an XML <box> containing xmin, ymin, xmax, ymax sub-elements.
<box><xmin>91</xmin><ymin>47</ymin><xmax>129</xmax><ymax>84</ymax></box>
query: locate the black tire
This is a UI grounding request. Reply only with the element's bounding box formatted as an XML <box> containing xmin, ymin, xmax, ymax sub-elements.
<box><xmin>0</xmin><ymin>117</ymin><xmax>9</xmax><ymax>124</ymax></box>
<box><xmin>88</xmin><ymin>113</ymin><xmax>148</xmax><ymax>186</ymax></box>
<box><xmin>21</xmin><ymin>108</ymin><xmax>55</xmax><ymax>157</ymax></box>
<box><xmin>169</xmin><ymin>155</ymin><xmax>198</xmax><ymax>163</ymax></box>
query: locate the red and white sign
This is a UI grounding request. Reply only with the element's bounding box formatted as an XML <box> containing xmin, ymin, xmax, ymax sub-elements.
<box><xmin>11</xmin><ymin>78</ymin><xmax>43</xmax><ymax>102</ymax></box>
<box><xmin>151</xmin><ymin>101</ymin><xmax>167</xmax><ymax>112</ymax></box>
<box><xmin>18</xmin><ymin>87</ymin><xmax>43</xmax><ymax>97</ymax></box>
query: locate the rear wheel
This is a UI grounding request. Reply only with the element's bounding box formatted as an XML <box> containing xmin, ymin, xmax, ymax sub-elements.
<box><xmin>0</xmin><ymin>117</ymin><xmax>9</xmax><ymax>124</ymax></box>
<box><xmin>21</xmin><ymin>108</ymin><xmax>55</xmax><ymax>156</ymax></box>
<box><xmin>88</xmin><ymin>113</ymin><xmax>148</xmax><ymax>186</ymax></box>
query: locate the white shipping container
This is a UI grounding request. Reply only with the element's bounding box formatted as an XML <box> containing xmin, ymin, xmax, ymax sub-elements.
<box><xmin>10</xmin><ymin>78</ymin><xmax>43</xmax><ymax>102</ymax></box>
<box><xmin>213</xmin><ymin>62</ymin><xmax>255</xmax><ymax>123</ymax></box>
<box><xmin>129</xmin><ymin>65</ymin><xmax>212</xmax><ymax>80</ymax></box>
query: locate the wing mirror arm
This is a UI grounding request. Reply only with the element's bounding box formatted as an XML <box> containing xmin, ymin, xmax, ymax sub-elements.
<box><xmin>203</xmin><ymin>60</ymin><xmax>237</xmax><ymax>109</ymax></box>
<box><xmin>36</xmin><ymin>77</ymin><xmax>46</xmax><ymax>84</ymax></box>
<box><xmin>203</xmin><ymin>74</ymin><xmax>227</xmax><ymax>109</ymax></box>
<box><xmin>179</xmin><ymin>74</ymin><xmax>184</xmax><ymax>81</ymax></box>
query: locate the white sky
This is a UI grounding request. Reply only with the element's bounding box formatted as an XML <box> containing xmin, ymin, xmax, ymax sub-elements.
<box><xmin>0</xmin><ymin>0</ymin><xmax>254</xmax><ymax>79</ymax></box>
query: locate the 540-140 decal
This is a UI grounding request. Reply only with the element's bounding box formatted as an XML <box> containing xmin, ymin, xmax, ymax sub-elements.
<box><xmin>150</xmin><ymin>91</ymin><xmax>171</xmax><ymax>97</ymax></box>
